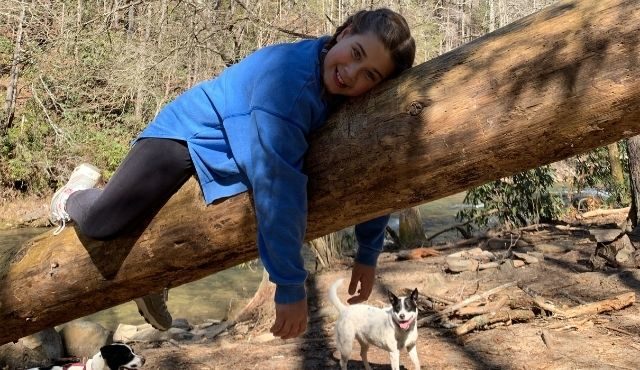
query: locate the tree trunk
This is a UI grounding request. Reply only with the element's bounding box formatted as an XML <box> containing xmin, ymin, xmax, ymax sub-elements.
<box><xmin>398</xmin><ymin>208</ymin><xmax>428</xmax><ymax>248</ymax></box>
<box><xmin>627</xmin><ymin>136</ymin><xmax>640</xmax><ymax>231</ymax></box>
<box><xmin>3</xmin><ymin>6</ymin><xmax>25</xmax><ymax>133</ymax></box>
<box><xmin>74</xmin><ymin>0</ymin><xmax>83</xmax><ymax>62</ymax></box>
<box><xmin>308</xmin><ymin>232</ymin><xmax>343</xmax><ymax>270</ymax></box>
<box><xmin>607</xmin><ymin>142</ymin><xmax>626</xmax><ymax>203</ymax></box>
<box><xmin>2</xmin><ymin>0</ymin><xmax>640</xmax><ymax>344</ymax></box>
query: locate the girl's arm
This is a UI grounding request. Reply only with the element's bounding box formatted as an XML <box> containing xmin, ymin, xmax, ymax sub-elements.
<box><xmin>347</xmin><ymin>215</ymin><xmax>389</xmax><ymax>303</ymax></box>
<box><xmin>241</xmin><ymin>108</ymin><xmax>311</xmax><ymax>304</ymax></box>
<box><xmin>354</xmin><ymin>214</ymin><xmax>390</xmax><ymax>266</ymax></box>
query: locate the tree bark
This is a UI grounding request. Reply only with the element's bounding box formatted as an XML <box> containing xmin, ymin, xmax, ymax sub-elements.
<box><xmin>607</xmin><ymin>142</ymin><xmax>626</xmax><ymax>203</ymax></box>
<box><xmin>398</xmin><ymin>207</ymin><xmax>428</xmax><ymax>248</ymax></box>
<box><xmin>2</xmin><ymin>0</ymin><xmax>640</xmax><ymax>344</ymax></box>
<box><xmin>627</xmin><ymin>136</ymin><xmax>640</xmax><ymax>230</ymax></box>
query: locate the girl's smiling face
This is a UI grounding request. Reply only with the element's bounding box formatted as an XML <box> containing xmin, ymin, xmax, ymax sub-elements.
<box><xmin>323</xmin><ymin>28</ymin><xmax>395</xmax><ymax>97</ymax></box>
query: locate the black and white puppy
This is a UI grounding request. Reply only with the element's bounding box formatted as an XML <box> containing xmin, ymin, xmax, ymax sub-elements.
<box><xmin>329</xmin><ymin>278</ymin><xmax>420</xmax><ymax>370</ymax></box>
<box><xmin>27</xmin><ymin>342</ymin><xmax>145</xmax><ymax>370</ymax></box>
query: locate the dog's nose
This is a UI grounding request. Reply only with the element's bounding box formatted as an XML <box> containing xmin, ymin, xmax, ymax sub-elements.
<box><xmin>399</xmin><ymin>313</ymin><xmax>405</xmax><ymax>320</ymax></box>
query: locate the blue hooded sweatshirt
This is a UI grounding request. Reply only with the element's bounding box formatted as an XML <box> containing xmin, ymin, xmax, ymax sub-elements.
<box><xmin>137</xmin><ymin>36</ymin><xmax>389</xmax><ymax>304</ymax></box>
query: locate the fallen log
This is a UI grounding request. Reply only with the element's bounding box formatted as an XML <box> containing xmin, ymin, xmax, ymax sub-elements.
<box><xmin>562</xmin><ymin>292</ymin><xmax>635</xmax><ymax>318</ymax></box>
<box><xmin>455</xmin><ymin>309</ymin><xmax>536</xmax><ymax>336</ymax></box>
<box><xmin>577</xmin><ymin>207</ymin><xmax>631</xmax><ymax>219</ymax></box>
<box><xmin>3</xmin><ymin>0</ymin><xmax>640</xmax><ymax>344</ymax></box>
<box><xmin>521</xmin><ymin>285</ymin><xmax>635</xmax><ymax>318</ymax></box>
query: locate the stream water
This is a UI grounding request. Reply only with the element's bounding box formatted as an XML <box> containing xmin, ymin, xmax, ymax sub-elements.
<box><xmin>0</xmin><ymin>192</ymin><xmax>466</xmax><ymax>331</ymax></box>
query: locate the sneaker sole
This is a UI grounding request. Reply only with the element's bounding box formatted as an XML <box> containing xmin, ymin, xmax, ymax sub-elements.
<box><xmin>134</xmin><ymin>299</ymin><xmax>172</xmax><ymax>331</ymax></box>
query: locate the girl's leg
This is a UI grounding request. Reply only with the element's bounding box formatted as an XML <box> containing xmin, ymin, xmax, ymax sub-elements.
<box><xmin>66</xmin><ymin>138</ymin><xmax>194</xmax><ymax>240</ymax></box>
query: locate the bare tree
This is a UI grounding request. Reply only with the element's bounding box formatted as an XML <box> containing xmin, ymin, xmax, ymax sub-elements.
<box><xmin>3</xmin><ymin>6</ymin><xmax>25</xmax><ymax>133</ymax></box>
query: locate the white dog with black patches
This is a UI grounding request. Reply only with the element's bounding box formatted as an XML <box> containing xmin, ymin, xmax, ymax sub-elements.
<box><xmin>329</xmin><ymin>278</ymin><xmax>420</xmax><ymax>370</ymax></box>
<box><xmin>27</xmin><ymin>343</ymin><xmax>144</xmax><ymax>370</ymax></box>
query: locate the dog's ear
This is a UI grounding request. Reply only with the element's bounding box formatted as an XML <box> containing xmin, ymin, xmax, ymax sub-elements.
<box><xmin>388</xmin><ymin>290</ymin><xmax>399</xmax><ymax>304</ymax></box>
<box><xmin>410</xmin><ymin>288</ymin><xmax>419</xmax><ymax>302</ymax></box>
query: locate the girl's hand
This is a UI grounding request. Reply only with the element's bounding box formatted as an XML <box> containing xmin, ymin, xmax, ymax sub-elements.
<box><xmin>347</xmin><ymin>262</ymin><xmax>376</xmax><ymax>304</ymax></box>
<box><xmin>270</xmin><ymin>299</ymin><xmax>308</xmax><ymax>339</ymax></box>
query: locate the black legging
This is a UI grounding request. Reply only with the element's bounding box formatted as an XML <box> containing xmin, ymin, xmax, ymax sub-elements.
<box><xmin>67</xmin><ymin>138</ymin><xmax>195</xmax><ymax>240</ymax></box>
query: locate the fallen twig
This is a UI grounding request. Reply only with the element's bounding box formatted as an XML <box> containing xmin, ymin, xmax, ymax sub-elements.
<box><xmin>418</xmin><ymin>282</ymin><xmax>516</xmax><ymax>326</ymax></box>
<box><xmin>405</xmin><ymin>289</ymin><xmax>455</xmax><ymax>307</ymax></box>
<box><xmin>456</xmin><ymin>295</ymin><xmax>509</xmax><ymax>317</ymax></box>
<box><xmin>454</xmin><ymin>309</ymin><xmax>535</xmax><ymax>335</ymax></box>
<box><xmin>603</xmin><ymin>325</ymin><xmax>636</xmax><ymax>337</ymax></box>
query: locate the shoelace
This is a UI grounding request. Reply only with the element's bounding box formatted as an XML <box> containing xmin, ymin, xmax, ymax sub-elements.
<box><xmin>53</xmin><ymin>216</ymin><xmax>66</xmax><ymax>235</ymax></box>
<box><xmin>51</xmin><ymin>199</ymin><xmax>70</xmax><ymax>235</ymax></box>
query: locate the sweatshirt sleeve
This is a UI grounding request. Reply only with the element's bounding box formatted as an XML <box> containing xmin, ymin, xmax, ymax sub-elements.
<box><xmin>354</xmin><ymin>215</ymin><xmax>390</xmax><ymax>266</ymax></box>
<box><xmin>239</xmin><ymin>108</ymin><xmax>310</xmax><ymax>304</ymax></box>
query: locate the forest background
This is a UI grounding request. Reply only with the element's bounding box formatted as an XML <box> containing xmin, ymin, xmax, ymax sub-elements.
<box><xmin>0</xmin><ymin>0</ymin><xmax>635</xmax><ymax>233</ymax></box>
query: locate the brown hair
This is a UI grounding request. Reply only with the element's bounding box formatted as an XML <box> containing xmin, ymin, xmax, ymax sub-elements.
<box><xmin>327</xmin><ymin>8</ymin><xmax>416</xmax><ymax>78</ymax></box>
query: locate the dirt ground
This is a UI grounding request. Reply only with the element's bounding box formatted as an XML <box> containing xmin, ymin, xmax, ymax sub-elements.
<box><xmin>125</xmin><ymin>212</ymin><xmax>640</xmax><ymax>370</ymax></box>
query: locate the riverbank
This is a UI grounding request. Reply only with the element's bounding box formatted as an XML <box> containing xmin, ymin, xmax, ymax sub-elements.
<box><xmin>131</xmin><ymin>210</ymin><xmax>640</xmax><ymax>369</ymax></box>
<box><xmin>0</xmin><ymin>194</ymin><xmax>51</xmax><ymax>230</ymax></box>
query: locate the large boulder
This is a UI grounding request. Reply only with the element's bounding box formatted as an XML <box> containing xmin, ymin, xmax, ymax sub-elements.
<box><xmin>0</xmin><ymin>328</ymin><xmax>63</xmax><ymax>369</ymax></box>
<box><xmin>59</xmin><ymin>320</ymin><xmax>111</xmax><ymax>358</ymax></box>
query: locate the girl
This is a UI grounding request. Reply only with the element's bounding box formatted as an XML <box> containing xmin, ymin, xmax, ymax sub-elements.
<box><xmin>50</xmin><ymin>8</ymin><xmax>415</xmax><ymax>339</ymax></box>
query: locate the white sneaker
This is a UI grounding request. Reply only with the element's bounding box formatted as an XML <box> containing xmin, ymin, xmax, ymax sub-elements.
<box><xmin>50</xmin><ymin>163</ymin><xmax>102</xmax><ymax>235</ymax></box>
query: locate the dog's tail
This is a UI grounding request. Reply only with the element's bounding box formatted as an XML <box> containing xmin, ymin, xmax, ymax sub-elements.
<box><xmin>328</xmin><ymin>278</ymin><xmax>348</xmax><ymax>313</ymax></box>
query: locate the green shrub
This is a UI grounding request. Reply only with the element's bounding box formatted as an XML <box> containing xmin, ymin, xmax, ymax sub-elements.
<box><xmin>457</xmin><ymin>166</ymin><xmax>564</xmax><ymax>230</ymax></box>
<box><xmin>572</xmin><ymin>143</ymin><xmax>630</xmax><ymax>207</ymax></box>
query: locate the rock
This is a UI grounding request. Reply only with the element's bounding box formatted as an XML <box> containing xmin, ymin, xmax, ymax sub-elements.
<box><xmin>129</xmin><ymin>327</ymin><xmax>170</xmax><ymax>342</ymax></box>
<box><xmin>60</xmin><ymin>320</ymin><xmax>111</xmax><ymax>358</ymax></box>
<box><xmin>446</xmin><ymin>257</ymin><xmax>479</xmax><ymax>272</ymax></box>
<box><xmin>168</xmin><ymin>328</ymin><xmax>194</xmax><ymax>341</ymax></box>
<box><xmin>614</xmin><ymin>235</ymin><xmax>636</xmax><ymax>267</ymax></box>
<box><xmin>487</xmin><ymin>238</ymin><xmax>530</xmax><ymax>250</ymax></box>
<box><xmin>200</xmin><ymin>321</ymin><xmax>234</xmax><ymax>340</ymax></box>
<box><xmin>534</xmin><ymin>243</ymin><xmax>569</xmax><ymax>254</ymax></box>
<box><xmin>448</xmin><ymin>247</ymin><xmax>495</xmax><ymax>262</ymax></box>
<box><xmin>113</xmin><ymin>324</ymin><xmax>139</xmax><ymax>343</ymax></box>
<box><xmin>512</xmin><ymin>260</ymin><xmax>526</xmax><ymax>268</ymax></box>
<box><xmin>137</xmin><ymin>323</ymin><xmax>154</xmax><ymax>331</ymax></box>
<box><xmin>498</xmin><ymin>260</ymin><xmax>515</xmax><ymax>272</ymax></box>
<box><xmin>512</xmin><ymin>251</ymin><xmax>539</xmax><ymax>264</ymax></box>
<box><xmin>589</xmin><ymin>228</ymin><xmax>623</xmax><ymax>243</ymax></box>
<box><xmin>527</xmin><ymin>251</ymin><xmax>545</xmax><ymax>261</ymax></box>
<box><xmin>478</xmin><ymin>261</ymin><xmax>501</xmax><ymax>270</ymax></box>
<box><xmin>172</xmin><ymin>318</ymin><xmax>192</xmax><ymax>331</ymax></box>
<box><xmin>0</xmin><ymin>328</ymin><xmax>64</xmax><ymax>369</ymax></box>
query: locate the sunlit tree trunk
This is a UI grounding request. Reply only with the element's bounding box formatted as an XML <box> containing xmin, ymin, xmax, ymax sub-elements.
<box><xmin>607</xmin><ymin>142</ymin><xmax>626</xmax><ymax>204</ymax></box>
<box><xmin>399</xmin><ymin>208</ymin><xmax>428</xmax><ymax>248</ymax></box>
